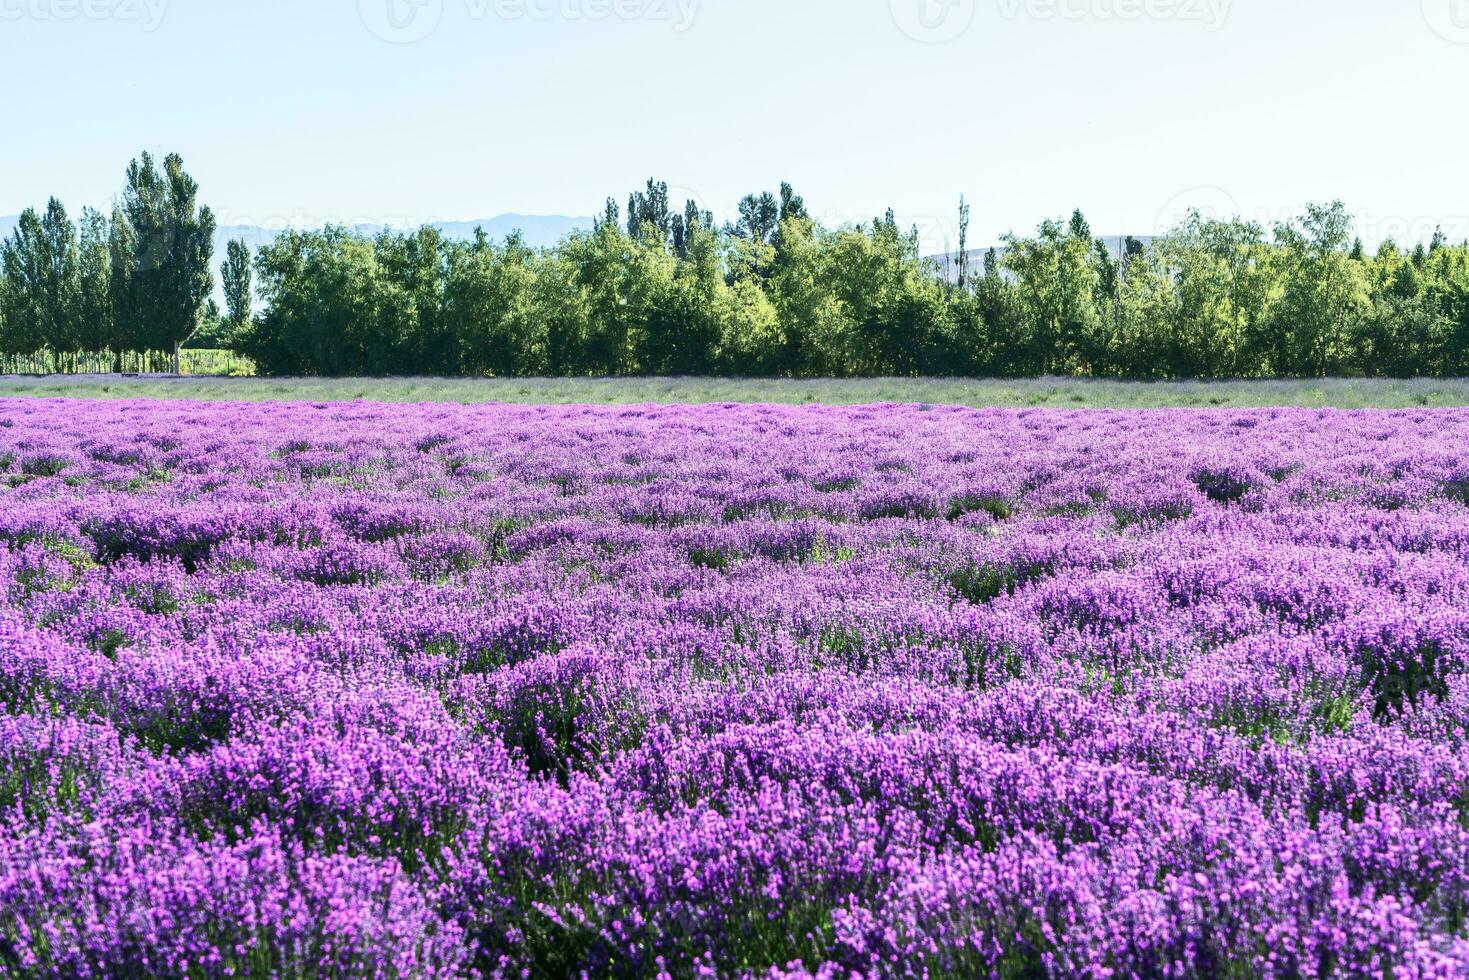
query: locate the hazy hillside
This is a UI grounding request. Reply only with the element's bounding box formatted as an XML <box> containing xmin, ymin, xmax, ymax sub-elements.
<box><xmin>207</xmin><ymin>214</ymin><xmax>593</xmax><ymax>253</ymax></box>
<box><xmin>2</xmin><ymin>211</ymin><xmax>587</xmax><ymax>260</ymax></box>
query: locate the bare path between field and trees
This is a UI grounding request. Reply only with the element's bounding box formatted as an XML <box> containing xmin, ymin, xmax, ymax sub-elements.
<box><xmin>1</xmin><ymin>375</ymin><xmax>1469</xmax><ymax>409</ymax></box>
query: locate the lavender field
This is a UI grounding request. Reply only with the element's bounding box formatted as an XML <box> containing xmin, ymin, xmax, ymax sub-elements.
<box><xmin>3</xmin><ymin>398</ymin><xmax>1469</xmax><ymax>977</ymax></box>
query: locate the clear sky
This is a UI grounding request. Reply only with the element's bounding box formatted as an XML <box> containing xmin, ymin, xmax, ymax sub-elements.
<box><xmin>2</xmin><ymin>0</ymin><xmax>1466</xmax><ymax>252</ymax></box>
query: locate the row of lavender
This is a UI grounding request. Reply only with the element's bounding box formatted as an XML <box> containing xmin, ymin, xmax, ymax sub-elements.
<box><xmin>1</xmin><ymin>399</ymin><xmax>1468</xmax><ymax>977</ymax></box>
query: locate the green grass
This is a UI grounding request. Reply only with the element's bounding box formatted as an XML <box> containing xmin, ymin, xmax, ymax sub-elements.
<box><xmin>0</xmin><ymin>349</ymin><xmax>255</xmax><ymax>378</ymax></box>
<box><xmin>0</xmin><ymin>375</ymin><xmax>1468</xmax><ymax>408</ymax></box>
<box><xmin>178</xmin><ymin>348</ymin><xmax>256</xmax><ymax>377</ymax></box>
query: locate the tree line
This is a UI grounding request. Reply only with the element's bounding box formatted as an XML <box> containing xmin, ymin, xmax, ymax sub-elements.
<box><xmin>1</xmin><ymin>153</ymin><xmax>215</xmax><ymax>374</ymax></box>
<box><xmin>5</xmin><ymin>158</ymin><xmax>1469</xmax><ymax>378</ymax></box>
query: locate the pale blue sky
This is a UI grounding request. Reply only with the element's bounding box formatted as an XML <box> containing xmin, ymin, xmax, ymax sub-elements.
<box><xmin>2</xmin><ymin>0</ymin><xmax>1466</xmax><ymax>251</ymax></box>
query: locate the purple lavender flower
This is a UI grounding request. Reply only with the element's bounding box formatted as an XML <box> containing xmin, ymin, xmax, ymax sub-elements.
<box><xmin>0</xmin><ymin>398</ymin><xmax>1467</xmax><ymax>976</ymax></box>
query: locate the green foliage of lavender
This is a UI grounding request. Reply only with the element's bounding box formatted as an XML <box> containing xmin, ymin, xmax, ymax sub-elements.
<box><xmin>1</xmin><ymin>399</ymin><xmax>1469</xmax><ymax>975</ymax></box>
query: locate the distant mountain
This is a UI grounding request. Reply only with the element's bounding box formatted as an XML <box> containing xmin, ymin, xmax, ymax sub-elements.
<box><xmin>211</xmin><ymin>214</ymin><xmax>593</xmax><ymax>252</ymax></box>
<box><xmin>3</xmin><ymin>212</ymin><xmax>592</xmax><ymax>251</ymax></box>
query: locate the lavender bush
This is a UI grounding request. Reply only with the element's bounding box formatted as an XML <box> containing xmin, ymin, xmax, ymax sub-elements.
<box><xmin>1</xmin><ymin>398</ymin><xmax>1468</xmax><ymax>977</ymax></box>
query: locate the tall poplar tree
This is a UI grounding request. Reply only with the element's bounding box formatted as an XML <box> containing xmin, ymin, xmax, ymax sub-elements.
<box><xmin>107</xmin><ymin>205</ymin><xmax>137</xmax><ymax>370</ymax></box>
<box><xmin>115</xmin><ymin>152</ymin><xmax>216</xmax><ymax>371</ymax></box>
<box><xmin>221</xmin><ymin>238</ymin><xmax>252</xmax><ymax>329</ymax></box>
<box><xmin>76</xmin><ymin>208</ymin><xmax>114</xmax><ymax>359</ymax></box>
<box><xmin>39</xmin><ymin>198</ymin><xmax>81</xmax><ymax>360</ymax></box>
<box><xmin>0</xmin><ymin>209</ymin><xmax>46</xmax><ymax>363</ymax></box>
<box><xmin>0</xmin><ymin>201</ymin><xmax>79</xmax><ymax>366</ymax></box>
